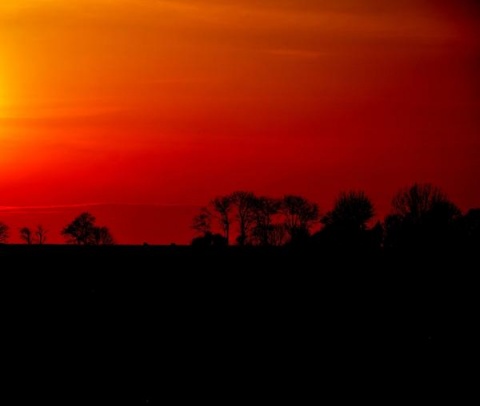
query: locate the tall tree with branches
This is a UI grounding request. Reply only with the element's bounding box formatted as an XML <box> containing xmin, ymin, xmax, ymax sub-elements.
<box><xmin>35</xmin><ymin>225</ymin><xmax>48</xmax><ymax>245</ymax></box>
<box><xmin>250</xmin><ymin>196</ymin><xmax>281</xmax><ymax>246</ymax></box>
<box><xmin>192</xmin><ymin>206</ymin><xmax>212</xmax><ymax>236</ymax></box>
<box><xmin>281</xmin><ymin>195</ymin><xmax>319</xmax><ymax>242</ymax></box>
<box><xmin>211</xmin><ymin>196</ymin><xmax>233</xmax><ymax>243</ymax></box>
<box><xmin>230</xmin><ymin>191</ymin><xmax>257</xmax><ymax>245</ymax></box>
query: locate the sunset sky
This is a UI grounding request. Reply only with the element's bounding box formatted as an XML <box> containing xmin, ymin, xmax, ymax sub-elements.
<box><xmin>1</xmin><ymin>0</ymin><xmax>479</xmax><ymax>244</ymax></box>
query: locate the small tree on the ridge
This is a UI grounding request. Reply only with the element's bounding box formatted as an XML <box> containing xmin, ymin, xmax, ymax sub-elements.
<box><xmin>20</xmin><ymin>227</ymin><xmax>33</xmax><ymax>245</ymax></box>
<box><xmin>19</xmin><ymin>225</ymin><xmax>48</xmax><ymax>245</ymax></box>
<box><xmin>62</xmin><ymin>212</ymin><xmax>96</xmax><ymax>245</ymax></box>
<box><xmin>92</xmin><ymin>226</ymin><xmax>115</xmax><ymax>246</ymax></box>
<box><xmin>62</xmin><ymin>212</ymin><xmax>115</xmax><ymax>245</ymax></box>
<box><xmin>35</xmin><ymin>225</ymin><xmax>47</xmax><ymax>245</ymax></box>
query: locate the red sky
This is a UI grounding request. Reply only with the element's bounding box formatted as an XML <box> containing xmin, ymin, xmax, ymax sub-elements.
<box><xmin>1</xmin><ymin>0</ymin><xmax>479</xmax><ymax>244</ymax></box>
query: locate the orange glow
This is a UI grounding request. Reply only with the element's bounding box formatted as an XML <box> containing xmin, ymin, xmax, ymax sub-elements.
<box><xmin>0</xmin><ymin>1</ymin><xmax>479</xmax><ymax>243</ymax></box>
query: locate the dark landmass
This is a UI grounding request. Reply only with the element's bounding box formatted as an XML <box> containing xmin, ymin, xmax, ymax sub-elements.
<box><xmin>1</xmin><ymin>244</ymin><xmax>477</xmax><ymax>402</ymax></box>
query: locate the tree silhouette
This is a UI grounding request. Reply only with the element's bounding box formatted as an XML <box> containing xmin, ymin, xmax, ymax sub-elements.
<box><xmin>211</xmin><ymin>196</ymin><xmax>233</xmax><ymax>243</ymax></box>
<box><xmin>385</xmin><ymin>183</ymin><xmax>460</xmax><ymax>250</ymax></box>
<box><xmin>317</xmin><ymin>191</ymin><xmax>378</xmax><ymax>251</ymax></box>
<box><xmin>281</xmin><ymin>195</ymin><xmax>319</xmax><ymax>243</ymax></box>
<box><xmin>0</xmin><ymin>222</ymin><xmax>9</xmax><ymax>244</ymax></box>
<box><xmin>20</xmin><ymin>225</ymin><xmax>47</xmax><ymax>245</ymax></box>
<box><xmin>192</xmin><ymin>207</ymin><xmax>212</xmax><ymax>236</ymax></box>
<box><xmin>20</xmin><ymin>227</ymin><xmax>33</xmax><ymax>245</ymax></box>
<box><xmin>62</xmin><ymin>212</ymin><xmax>96</xmax><ymax>245</ymax></box>
<box><xmin>92</xmin><ymin>226</ymin><xmax>115</xmax><ymax>245</ymax></box>
<box><xmin>191</xmin><ymin>186</ymin><xmax>477</xmax><ymax>253</ymax></box>
<box><xmin>62</xmin><ymin>212</ymin><xmax>115</xmax><ymax>245</ymax></box>
<box><xmin>35</xmin><ymin>225</ymin><xmax>47</xmax><ymax>245</ymax></box>
<box><xmin>390</xmin><ymin>183</ymin><xmax>459</xmax><ymax>223</ymax></box>
<box><xmin>322</xmin><ymin>191</ymin><xmax>374</xmax><ymax>232</ymax></box>
<box><xmin>231</xmin><ymin>191</ymin><xmax>256</xmax><ymax>246</ymax></box>
<box><xmin>250</xmin><ymin>196</ymin><xmax>282</xmax><ymax>246</ymax></box>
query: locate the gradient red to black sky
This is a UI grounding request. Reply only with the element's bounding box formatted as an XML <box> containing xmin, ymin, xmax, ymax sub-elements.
<box><xmin>1</xmin><ymin>0</ymin><xmax>479</xmax><ymax>244</ymax></box>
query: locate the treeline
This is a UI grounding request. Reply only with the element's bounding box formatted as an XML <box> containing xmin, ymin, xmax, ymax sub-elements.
<box><xmin>0</xmin><ymin>212</ymin><xmax>114</xmax><ymax>246</ymax></box>
<box><xmin>192</xmin><ymin>183</ymin><xmax>480</xmax><ymax>251</ymax></box>
<box><xmin>1</xmin><ymin>183</ymin><xmax>478</xmax><ymax>249</ymax></box>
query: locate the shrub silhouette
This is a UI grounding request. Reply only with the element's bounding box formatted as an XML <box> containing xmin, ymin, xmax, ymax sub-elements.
<box><xmin>317</xmin><ymin>190</ymin><xmax>378</xmax><ymax>251</ymax></box>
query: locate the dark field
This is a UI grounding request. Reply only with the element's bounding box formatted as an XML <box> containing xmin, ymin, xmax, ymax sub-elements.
<box><xmin>1</xmin><ymin>244</ymin><xmax>477</xmax><ymax>402</ymax></box>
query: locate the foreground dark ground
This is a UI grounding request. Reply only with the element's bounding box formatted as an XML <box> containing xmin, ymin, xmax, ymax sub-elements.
<box><xmin>0</xmin><ymin>244</ymin><xmax>477</xmax><ymax>402</ymax></box>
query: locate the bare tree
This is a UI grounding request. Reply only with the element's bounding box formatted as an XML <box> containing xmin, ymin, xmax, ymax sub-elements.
<box><xmin>385</xmin><ymin>183</ymin><xmax>460</xmax><ymax>249</ymax></box>
<box><xmin>250</xmin><ymin>196</ymin><xmax>281</xmax><ymax>246</ymax></box>
<box><xmin>20</xmin><ymin>227</ymin><xmax>33</xmax><ymax>245</ymax></box>
<box><xmin>281</xmin><ymin>195</ymin><xmax>319</xmax><ymax>241</ymax></box>
<box><xmin>211</xmin><ymin>196</ymin><xmax>233</xmax><ymax>242</ymax></box>
<box><xmin>192</xmin><ymin>206</ymin><xmax>212</xmax><ymax>236</ymax></box>
<box><xmin>0</xmin><ymin>222</ymin><xmax>9</xmax><ymax>244</ymax></box>
<box><xmin>391</xmin><ymin>183</ymin><xmax>459</xmax><ymax>224</ymax></box>
<box><xmin>34</xmin><ymin>225</ymin><xmax>47</xmax><ymax>245</ymax></box>
<box><xmin>230</xmin><ymin>191</ymin><xmax>257</xmax><ymax>245</ymax></box>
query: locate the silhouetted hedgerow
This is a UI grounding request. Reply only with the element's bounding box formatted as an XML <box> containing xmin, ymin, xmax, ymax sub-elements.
<box><xmin>193</xmin><ymin>184</ymin><xmax>480</xmax><ymax>251</ymax></box>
